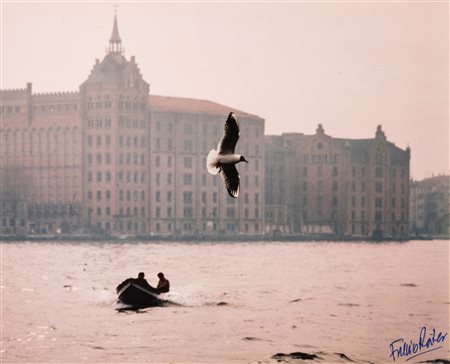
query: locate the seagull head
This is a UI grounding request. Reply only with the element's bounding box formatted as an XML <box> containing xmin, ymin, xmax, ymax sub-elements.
<box><xmin>240</xmin><ymin>155</ymin><xmax>248</xmax><ymax>163</ymax></box>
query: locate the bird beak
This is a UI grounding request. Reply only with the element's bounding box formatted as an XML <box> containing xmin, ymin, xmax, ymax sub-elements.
<box><xmin>244</xmin><ymin>159</ymin><xmax>249</xmax><ymax>163</ymax></box>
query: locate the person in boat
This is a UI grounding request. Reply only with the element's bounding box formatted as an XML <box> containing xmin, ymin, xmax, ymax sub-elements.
<box><xmin>134</xmin><ymin>272</ymin><xmax>155</xmax><ymax>290</ymax></box>
<box><xmin>156</xmin><ymin>272</ymin><xmax>170</xmax><ymax>293</ymax></box>
<box><xmin>116</xmin><ymin>272</ymin><xmax>156</xmax><ymax>293</ymax></box>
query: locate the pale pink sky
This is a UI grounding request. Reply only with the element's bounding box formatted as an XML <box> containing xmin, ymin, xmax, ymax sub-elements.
<box><xmin>2</xmin><ymin>1</ymin><xmax>448</xmax><ymax>180</ymax></box>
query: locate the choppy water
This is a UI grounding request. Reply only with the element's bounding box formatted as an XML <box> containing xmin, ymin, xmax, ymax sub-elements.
<box><xmin>1</xmin><ymin>240</ymin><xmax>449</xmax><ymax>363</ymax></box>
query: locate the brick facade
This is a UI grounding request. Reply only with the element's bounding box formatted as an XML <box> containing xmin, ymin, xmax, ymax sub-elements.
<box><xmin>0</xmin><ymin>15</ymin><xmax>265</xmax><ymax>237</ymax></box>
<box><xmin>265</xmin><ymin>125</ymin><xmax>410</xmax><ymax>239</ymax></box>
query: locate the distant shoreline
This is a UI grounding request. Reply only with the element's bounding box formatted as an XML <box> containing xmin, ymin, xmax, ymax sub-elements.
<box><xmin>1</xmin><ymin>234</ymin><xmax>446</xmax><ymax>243</ymax></box>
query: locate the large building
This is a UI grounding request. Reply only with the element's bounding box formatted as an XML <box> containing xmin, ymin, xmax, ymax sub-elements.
<box><xmin>0</xmin><ymin>16</ymin><xmax>265</xmax><ymax>237</ymax></box>
<box><xmin>265</xmin><ymin>125</ymin><xmax>410</xmax><ymax>238</ymax></box>
<box><xmin>410</xmin><ymin>175</ymin><xmax>449</xmax><ymax>237</ymax></box>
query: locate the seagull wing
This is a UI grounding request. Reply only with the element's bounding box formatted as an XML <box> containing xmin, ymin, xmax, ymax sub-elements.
<box><xmin>220</xmin><ymin>164</ymin><xmax>240</xmax><ymax>198</ymax></box>
<box><xmin>217</xmin><ymin>113</ymin><xmax>240</xmax><ymax>154</ymax></box>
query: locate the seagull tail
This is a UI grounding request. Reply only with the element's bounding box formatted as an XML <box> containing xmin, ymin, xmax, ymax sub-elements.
<box><xmin>206</xmin><ymin>149</ymin><xmax>220</xmax><ymax>175</ymax></box>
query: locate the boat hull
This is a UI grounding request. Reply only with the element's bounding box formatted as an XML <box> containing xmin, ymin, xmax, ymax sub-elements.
<box><xmin>117</xmin><ymin>282</ymin><xmax>162</xmax><ymax>308</ymax></box>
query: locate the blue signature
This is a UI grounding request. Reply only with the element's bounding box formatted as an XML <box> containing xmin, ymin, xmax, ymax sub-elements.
<box><xmin>389</xmin><ymin>326</ymin><xmax>448</xmax><ymax>362</ymax></box>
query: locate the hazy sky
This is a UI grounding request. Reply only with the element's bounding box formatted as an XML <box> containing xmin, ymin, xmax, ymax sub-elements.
<box><xmin>2</xmin><ymin>1</ymin><xmax>448</xmax><ymax>180</ymax></box>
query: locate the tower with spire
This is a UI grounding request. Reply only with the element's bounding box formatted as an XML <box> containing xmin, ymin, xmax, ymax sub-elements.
<box><xmin>79</xmin><ymin>14</ymin><xmax>150</xmax><ymax>235</ymax></box>
<box><xmin>108</xmin><ymin>14</ymin><xmax>123</xmax><ymax>54</ymax></box>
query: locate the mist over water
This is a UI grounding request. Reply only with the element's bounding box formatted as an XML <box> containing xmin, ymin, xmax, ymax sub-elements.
<box><xmin>2</xmin><ymin>240</ymin><xmax>449</xmax><ymax>363</ymax></box>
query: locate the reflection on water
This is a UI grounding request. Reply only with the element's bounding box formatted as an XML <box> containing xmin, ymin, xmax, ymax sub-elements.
<box><xmin>2</xmin><ymin>240</ymin><xmax>449</xmax><ymax>363</ymax></box>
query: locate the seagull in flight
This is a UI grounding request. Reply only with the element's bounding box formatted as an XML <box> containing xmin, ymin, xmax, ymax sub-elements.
<box><xmin>206</xmin><ymin>112</ymin><xmax>248</xmax><ymax>198</ymax></box>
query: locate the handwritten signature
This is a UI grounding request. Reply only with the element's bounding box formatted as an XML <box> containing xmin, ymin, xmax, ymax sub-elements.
<box><xmin>389</xmin><ymin>326</ymin><xmax>448</xmax><ymax>362</ymax></box>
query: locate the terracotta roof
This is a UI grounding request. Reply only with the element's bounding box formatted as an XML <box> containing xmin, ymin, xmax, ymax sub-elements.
<box><xmin>149</xmin><ymin>95</ymin><xmax>261</xmax><ymax>119</ymax></box>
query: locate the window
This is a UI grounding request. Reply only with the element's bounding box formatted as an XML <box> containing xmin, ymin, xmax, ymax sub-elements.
<box><xmin>183</xmin><ymin>191</ymin><xmax>193</xmax><ymax>203</ymax></box>
<box><xmin>333</xmin><ymin>166</ymin><xmax>338</xmax><ymax>177</ymax></box>
<box><xmin>227</xmin><ymin>208</ymin><xmax>235</xmax><ymax>218</ymax></box>
<box><xmin>376</xmin><ymin>167</ymin><xmax>382</xmax><ymax>178</ymax></box>
<box><xmin>184</xmin><ymin>157</ymin><xmax>192</xmax><ymax>168</ymax></box>
<box><xmin>184</xmin><ymin>207</ymin><xmax>193</xmax><ymax>218</ymax></box>
<box><xmin>375</xmin><ymin>182</ymin><xmax>382</xmax><ymax>193</ymax></box>
<box><xmin>375</xmin><ymin>211</ymin><xmax>382</xmax><ymax>221</ymax></box>
<box><xmin>375</xmin><ymin>197</ymin><xmax>382</xmax><ymax>208</ymax></box>
<box><xmin>184</xmin><ymin>123</ymin><xmax>193</xmax><ymax>134</ymax></box>
<box><xmin>183</xmin><ymin>174</ymin><xmax>192</xmax><ymax>185</ymax></box>
<box><xmin>184</xmin><ymin>140</ymin><xmax>193</xmax><ymax>152</ymax></box>
<box><xmin>97</xmin><ymin>191</ymin><xmax>101</xmax><ymax>200</ymax></box>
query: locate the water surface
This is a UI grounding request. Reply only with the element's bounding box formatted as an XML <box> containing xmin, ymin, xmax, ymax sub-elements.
<box><xmin>2</xmin><ymin>240</ymin><xmax>449</xmax><ymax>363</ymax></box>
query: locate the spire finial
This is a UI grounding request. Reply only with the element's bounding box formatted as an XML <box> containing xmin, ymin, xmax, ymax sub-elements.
<box><xmin>109</xmin><ymin>9</ymin><xmax>123</xmax><ymax>54</ymax></box>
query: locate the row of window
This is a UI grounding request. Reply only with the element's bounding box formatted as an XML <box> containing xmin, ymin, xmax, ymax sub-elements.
<box><xmin>86</xmin><ymin>153</ymin><xmax>146</xmax><ymax>166</ymax></box>
<box><xmin>86</xmin><ymin>190</ymin><xmax>146</xmax><ymax>201</ymax></box>
<box><xmin>350</xmin><ymin>210</ymin><xmax>406</xmax><ymax>222</ymax></box>
<box><xmin>86</xmin><ymin>118</ymin><xmax>147</xmax><ymax>130</ymax></box>
<box><xmin>303</xmin><ymin>154</ymin><xmax>339</xmax><ymax>165</ymax></box>
<box><xmin>152</xmin><ymin>221</ymin><xmax>260</xmax><ymax>233</ymax></box>
<box><xmin>1</xmin><ymin>105</ymin><xmax>22</xmax><ymax>115</ymax></box>
<box><xmin>153</xmin><ymin>206</ymin><xmax>261</xmax><ymax>219</ymax></box>
<box><xmin>90</xmin><ymin>206</ymin><xmax>147</xmax><ymax>218</ymax></box>
<box><xmin>86</xmin><ymin>170</ymin><xmax>145</xmax><ymax>184</ymax></box>
<box><xmin>153</xmin><ymin>191</ymin><xmax>261</xmax><ymax>204</ymax></box>
<box><xmin>154</xmin><ymin>121</ymin><xmax>262</xmax><ymax>139</ymax></box>
<box><xmin>298</xmin><ymin>165</ymin><xmax>408</xmax><ymax>179</ymax></box>
<box><xmin>30</xmin><ymin>104</ymin><xmax>79</xmax><ymax>114</ymax></box>
<box><xmin>86</xmin><ymin>101</ymin><xmax>146</xmax><ymax>112</ymax></box>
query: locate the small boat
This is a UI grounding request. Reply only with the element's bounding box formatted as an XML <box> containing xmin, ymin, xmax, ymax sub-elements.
<box><xmin>116</xmin><ymin>280</ymin><xmax>162</xmax><ymax>308</ymax></box>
